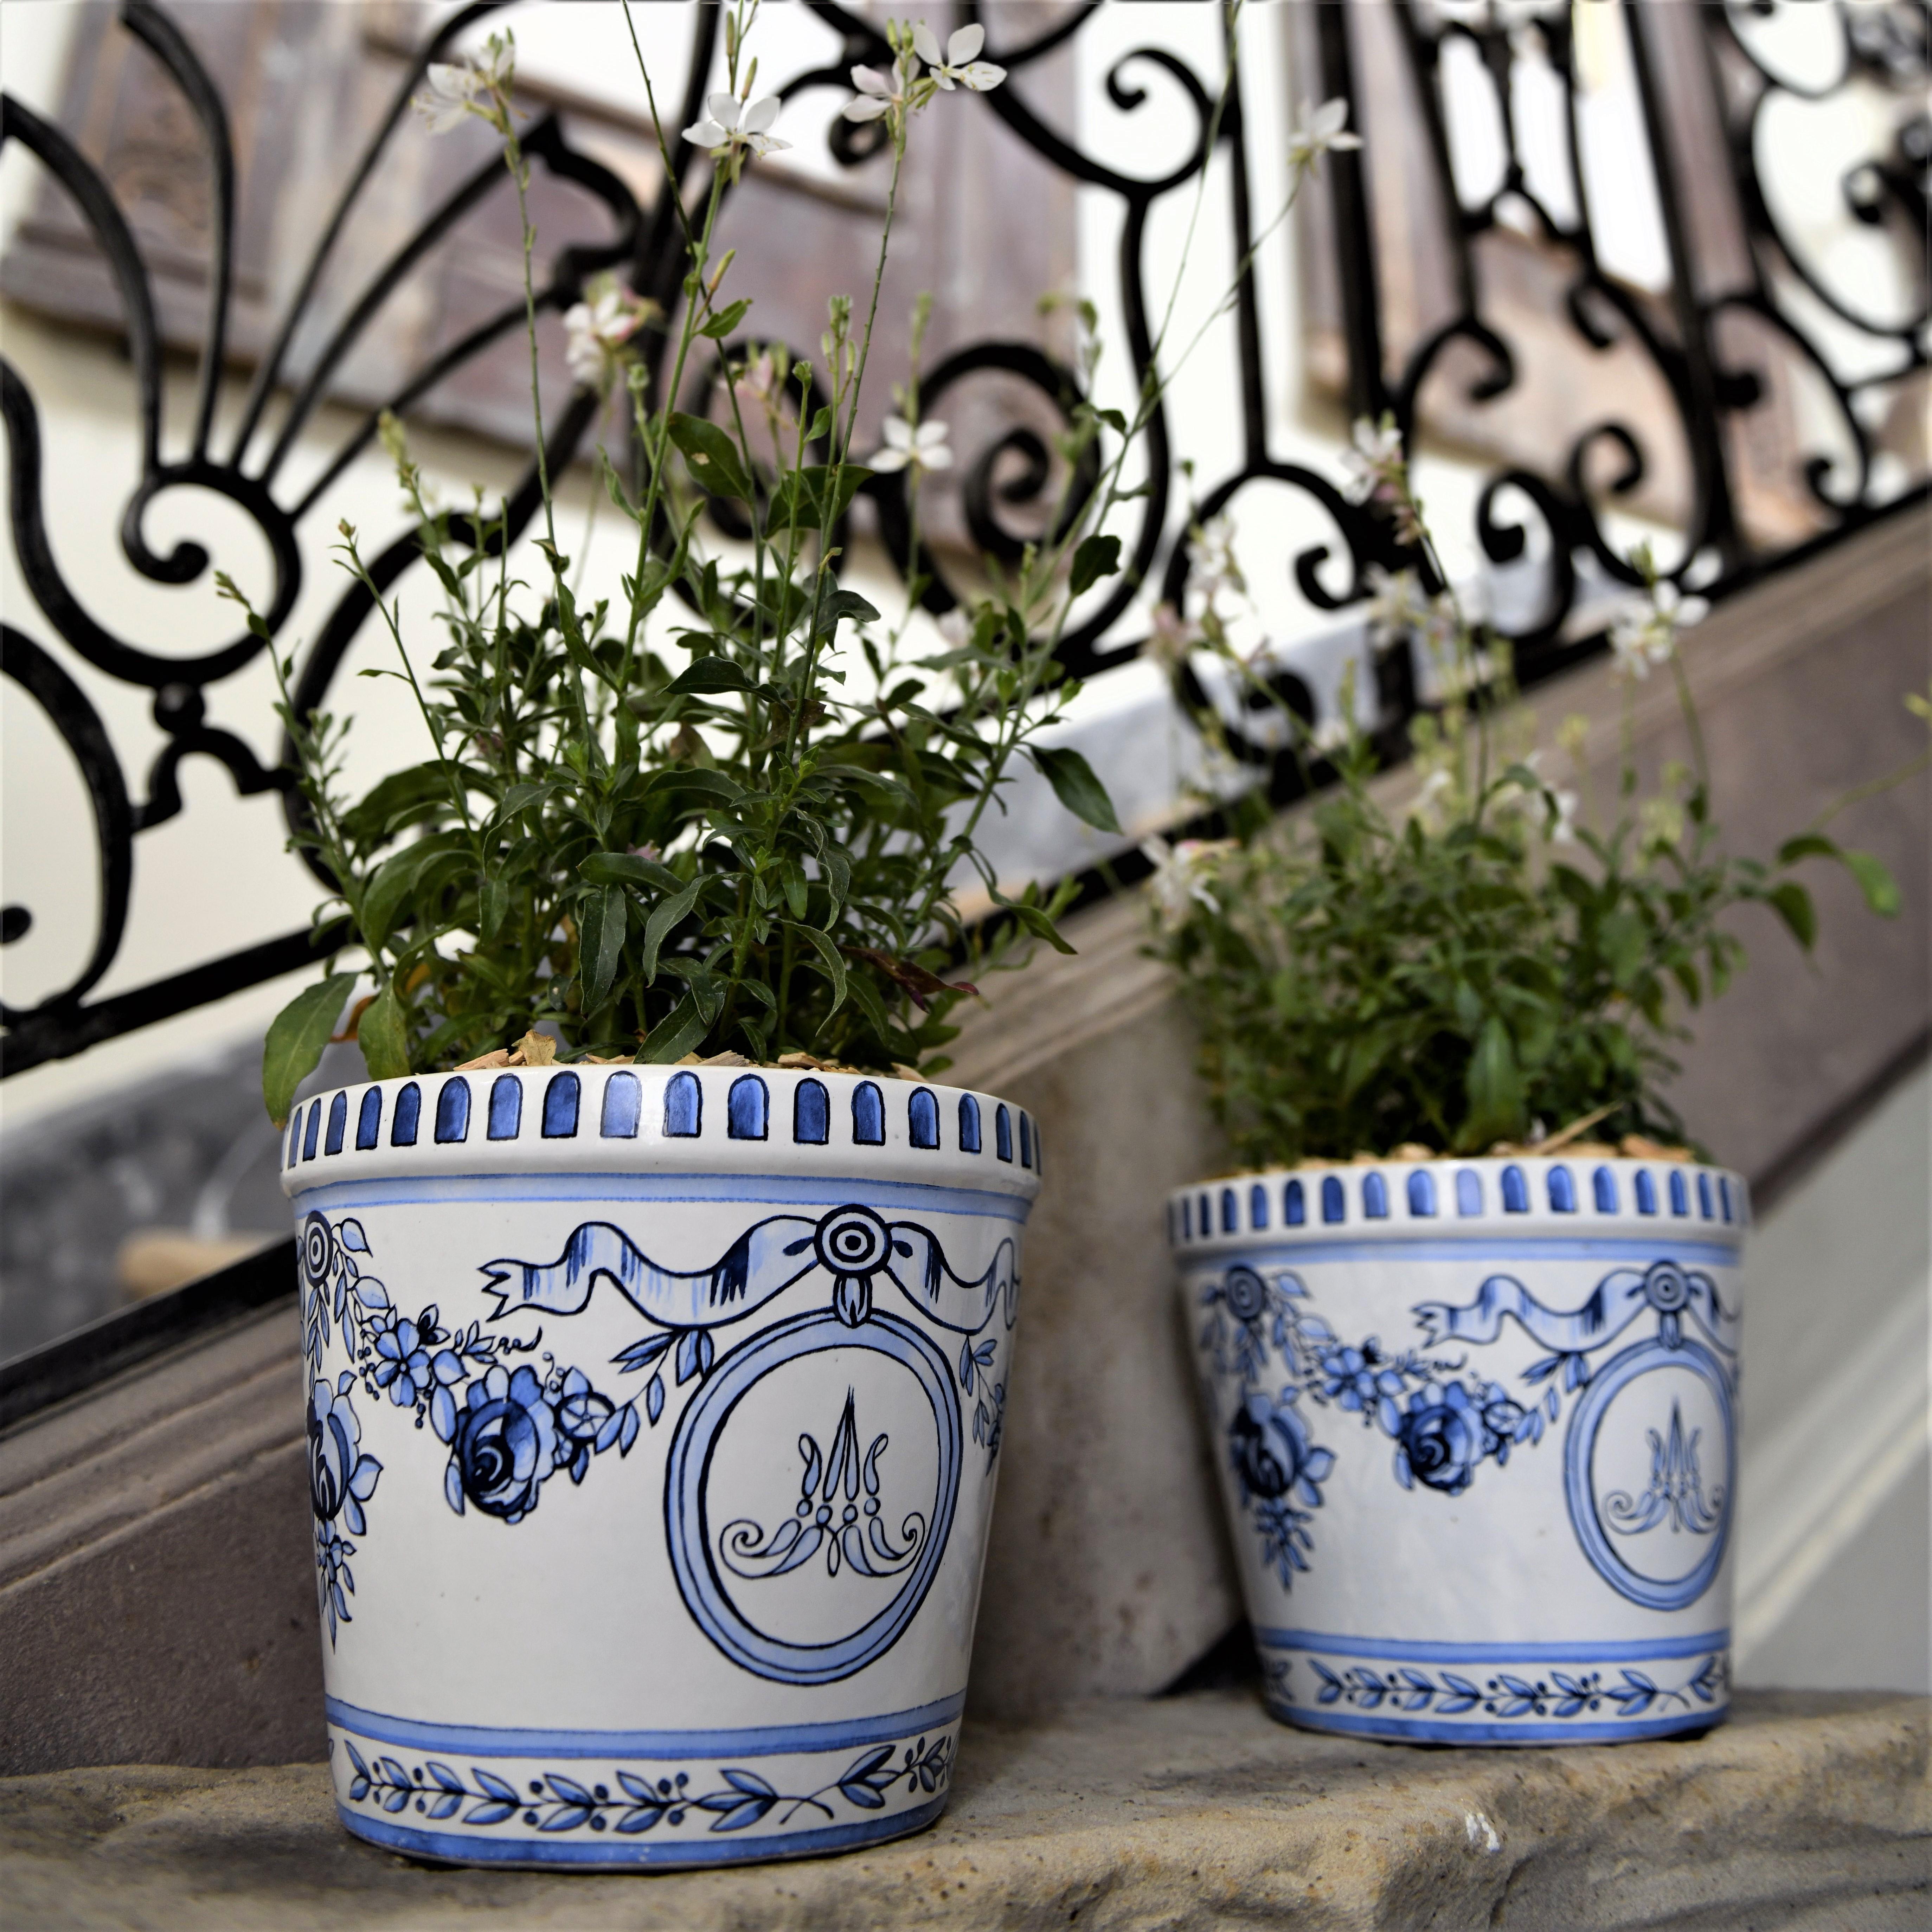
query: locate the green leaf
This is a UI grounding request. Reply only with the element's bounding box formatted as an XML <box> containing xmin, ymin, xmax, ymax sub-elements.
<box><xmin>666</xmin><ymin>657</ymin><xmax>756</xmax><ymax>696</ymax></box>
<box><xmin>1069</xmin><ymin>533</ymin><xmax>1122</xmax><ymax>597</ymax></box>
<box><xmin>578</xmin><ymin>885</ymin><xmax>627</xmax><ymax>1010</ymax></box>
<box><xmin>767</xmin><ymin>466</ymin><xmax>875</xmax><ymax>535</ymax></box>
<box><xmin>361</xmin><ymin>832</ymin><xmax>464</xmax><ymax>949</ymax></box>
<box><xmin>989</xmin><ymin>883</ymin><xmax>1077</xmax><ymax>955</ymax></box>
<box><xmin>697</xmin><ymin>297</ymin><xmax>752</xmax><ymax>340</ymax></box>
<box><xmin>784</xmin><ymin>920</ymin><xmax>848</xmax><ymax>1016</ymax></box>
<box><xmin>813</xmin><ymin>584</ymin><xmax>882</xmax><ymax>635</ymax></box>
<box><xmin>637</xmin><ymin>996</ymin><xmax>711</xmax><ymax>1063</ymax></box>
<box><xmin>357</xmin><ymin>984</ymin><xmax>412</xmax><ymax>1080</ymax></box>
<box><xmin>1766</xmin><ymin>880</ymin><xmax>1817</xmax><ymax>949</ymax></box>
<box><xmin>1463</xmin><ymin>1015</ymin><xmax>1525</xmax><ymax>1150</ymax></box>
<box><xmin>1836</xmin><ymin>848</ymin><xmax>1900</xmax><ymax>917</ymax></box>
<box><xmin>1026</xmin><ymin>745</ymin><xmax>1121</xmax><ymax>833</ymax></box>
<box><xmin>262</xmin><ymin>973</ymin><xmax>357</xmax><ymax>1125</ymax></box>
<box><xmin>481</xmin><ymin>778</ymin><xmax>558</xmax><ymax>838</ymax></box>
<box><xmin>579</xmin><ymin>851</ymin><xmax>683</xmax><ymax>895</ymax></box>
<box><xmin>641</xmin><ymin>876</ymin><xmax>703</xmax><ymax>981</ymax></box>
<box><xmin>340</xmin><ymin>765</ymin><xmax>451</xmax><ymax>849</ymax></box>
<box><xmin>479</xmin><ymin>874</ymin><xmax>509</xmax><ymax>942</ymax></box>
<box><xmin>667</xmin><ymin>412</ymin><xmax>755</xmax><ymax>503</ymax></box>
<box><xmin>639</xmin><ymin>767</ymin><xmax>745</xmax><ymax>810</ymax></box>
<box><xmin>1776</xmin><ymin>832</ymin><xmax>1838</xmax><ymax>867</ymax></box>
<box><xmin>1599</xmin><ymin>908</ymin><xmax>1647</xmax><ymax>990</ymax></box>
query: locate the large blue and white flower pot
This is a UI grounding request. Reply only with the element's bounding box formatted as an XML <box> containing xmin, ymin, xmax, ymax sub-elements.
<box><xmin>1172</xmin><ymin>1154</ymin><xmax>1746</xmax><ymax>1746</ymax></box>
<box><xmin>281</xmin><ymin>1063</ymin><xmax>1040</xmax><ymax>1867</ymax></box>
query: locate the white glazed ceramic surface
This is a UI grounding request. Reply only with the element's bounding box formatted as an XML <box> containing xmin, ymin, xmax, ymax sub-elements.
<box><xmin>1170</xmin><ymin>1155</ymin><xmax>1746</xmax><ymax>1746</ymax></box>
<box><xmin>282</xmin><ymin>1064</ymin><xmax>1040</xmax><ymax>1867</ymax></box>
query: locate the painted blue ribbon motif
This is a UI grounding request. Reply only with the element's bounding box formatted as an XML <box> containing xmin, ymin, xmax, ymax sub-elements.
<box><xmin>1412</xmin><ymin>1261</ymin><xmax>1738</xmax><ymax>1360</ymax></box>
<box><xmin>479</xmin><ymin>1204</ymin><xmax>1018</xmax><ymax>1337</ymax></box>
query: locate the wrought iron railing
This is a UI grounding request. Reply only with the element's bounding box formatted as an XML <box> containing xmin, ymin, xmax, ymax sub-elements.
<box><xmin>2</xmin><ymin>0</ymin><xmax>1925</xmax><ymax>1081</ymax></box>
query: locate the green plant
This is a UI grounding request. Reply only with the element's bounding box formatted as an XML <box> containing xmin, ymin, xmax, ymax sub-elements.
<box><xmin>1149</xmin><ymin>420</ymin><xmax>1919</xmax><ymax>1166</ymax></box>
<box><xmin>242</xmin><ymin>9</ymin><xmax>1134</xmax><ymax>1125</ymax></box>
<box><xmin>244</xmin><ymin>4</ymin><xmax>1360</xmax><ymax>1127</ymax></box>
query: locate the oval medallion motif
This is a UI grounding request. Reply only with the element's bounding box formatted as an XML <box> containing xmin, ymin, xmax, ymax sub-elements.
<box><xmin>666</xmin><ymin>1309</ymin><xmax>961</xmax><ymax>1683</ymax></box>
<box><xmin>1563</xmin><ymin>1336</ymin><xmax>1734</xmax><ymax>1612</ymax></box>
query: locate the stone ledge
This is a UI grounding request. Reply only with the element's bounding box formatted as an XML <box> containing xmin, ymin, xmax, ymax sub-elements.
<box><xmin>4</xmin><ymin>1690</ymin><xmax>1925</xmax><ymax>1930</ymax></box>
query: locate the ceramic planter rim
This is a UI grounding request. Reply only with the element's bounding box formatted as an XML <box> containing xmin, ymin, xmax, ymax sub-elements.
<box><xmin>1167</xmin><ymin>1154</ymin><xmax>1747</xmax><ymax>1254</ymax></box>
<box><xmin>280</xmin><ymin>1064</ymin><xmax>1044</xmax><ymax>1200</ymax></box>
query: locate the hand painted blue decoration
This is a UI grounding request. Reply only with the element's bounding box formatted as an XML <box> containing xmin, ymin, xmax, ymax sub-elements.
<box><xmin>720</xmin><ymin>1389</ymin><xmax>926</xmax><ymax>1582</ymax></box>
<box><xmin>308</xmin><ymin>1375</ymin><xmax>380</xmax><ymax>1643</ymax></box>
<box><xmin>1196</xmin><ymin>1265</ymin><xmax>1337</xmax><ymax>1586</ymax></box>
<box><xmin>1305</xmin><ymin>1651</ymin><xmax>1727</xmax><ymax>1722</ymax></box>
<box><xmin>667</xmin><ymin>1309</ymin><xmax>964</xmax><ymax>1686</ymax></box>
<box><xmin>479</xmin><ymin>1205</ymin><xmax>1019</xmax><ymax>1339</ymax></box>
<box><xmin>1327</xmin><ymin>1259</ymin><xmax>1738</xmax><ymax>1610</ymax></box>
<box><xmin>296</xmin><ymin>1213</ymin><xmax>641</xmax><ymax>1594</ymax></box>
<box><xmin>334</xmin><ymin>1729</ymin><xmax>952</xmax><ymax>1839</ymax></box>
<box><xmin>299</xmin><ymin>1199</ymin><xmax>1016</xmax><ymax>1682</ymax></box>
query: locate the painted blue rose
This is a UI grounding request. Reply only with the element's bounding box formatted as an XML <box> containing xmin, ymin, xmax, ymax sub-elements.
<box><xmin>1393</xmin><ymin>1381</ymin><xmax>1487</xmax><ymax>1495</ymax></box>
<box><xmin>1230</xmin><ymin>1390</ymin><xmax>1335</xmax><ymax>1511</ymax></box>
<box><xmin>445</xmin><ymin>1364</ymin><xmax>558</xmax><ymax>1523</ymax></box>
<box><xmin>309</xmin><ymin>1377</ymin><xmax>382</xmax><ymax>1533</ymax></box>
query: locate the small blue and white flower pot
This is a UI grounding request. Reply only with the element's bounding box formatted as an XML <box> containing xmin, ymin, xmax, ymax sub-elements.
<box><xmin>1172</xmin><ymin>1154</ymin><xmax>1746</xmax><ymax>1746</ymax></box>
<box><xmin>281</xmin><ymin>1063</ymin><xmax>1040</xmax><ymax>1867</ymax></box>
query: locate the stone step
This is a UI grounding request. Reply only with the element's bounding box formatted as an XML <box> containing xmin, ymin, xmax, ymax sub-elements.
<box><xmin>3</xmin><ymin>1690</ymin><xmax>1925</xmax><ymax>1929</ymax></box>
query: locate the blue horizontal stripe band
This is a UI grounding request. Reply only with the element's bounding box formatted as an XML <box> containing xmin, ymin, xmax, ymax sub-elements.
<box><xmin>338</xmin><ymin>1793</ymin><xmax>947</xmax><ymax>1867</ymax></box>
<box><xmin>1183</xmin><ymin>1237</ymin><xmax>1739</xmax><ymax>1267</ymax></box>
<box><xmin>1254</xmin><ymin>1629</ymin><xmax>1729</xmax><ymax>1664</ymax></box>
<box><xmin>291</xmin><ymin>1172</ymin><xmax>1030</xmax><ymax>1223</ymax></box>
<box><xmin>1267</xmin><ymin>1700</ymin><xmax>1722</xmax><ymax>1747</ymax></box>
<box><xmin>325</xmin><ymin>1692</ymin><xmax>965</xmax><ymax>1760</ymax></box>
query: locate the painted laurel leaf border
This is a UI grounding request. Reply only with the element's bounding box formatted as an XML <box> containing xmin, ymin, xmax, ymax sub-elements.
<box><xmin>332</xmin><ymin>1732</ymin><xmax>952</xmax><ymax>1836</ymax></box>
<box><xmin>1297</xmin><ymin>1651</ymin><xmax>1729</xmax><ymax>1721</ymax></box>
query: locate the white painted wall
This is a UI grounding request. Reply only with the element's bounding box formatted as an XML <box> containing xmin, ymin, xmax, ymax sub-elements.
<box><xmin>1733</xmin><ymin>1061</ymin><xmax>1932</xmax><ymax>1694</ymax></box>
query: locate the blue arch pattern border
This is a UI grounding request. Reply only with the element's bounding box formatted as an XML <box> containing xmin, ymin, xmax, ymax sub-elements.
<box><xmin>285</xmin><ymin>1072</ymin><xmax>1040</xmax><ymax>1178</ymax></box>
<box><xmin>1171</xmin><ymin>1161</ymin><xmax>1744</xmax><ymax>1246</ymax></box>
<box><xmin>665</xmin><ymin>1309</ymin><xmax>962</xmax><ymax>1686</ymax></box>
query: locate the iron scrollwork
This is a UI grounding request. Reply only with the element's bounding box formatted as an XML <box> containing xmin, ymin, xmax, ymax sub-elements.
<box><xmin>2</xmin><ymin>0</ymin><xmax>1924</xmax><ymax>1078</ymax></box>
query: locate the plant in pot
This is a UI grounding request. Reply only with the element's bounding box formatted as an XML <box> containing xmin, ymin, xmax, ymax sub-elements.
<box><xmin>240</xmin><ymin>12</ymin><xmax>1144</xmax><ymax>1868</ymax></box>
<box><xmin>1149</xmin><ymin>425</ymin><xmax>1918</xmax><ymax>1745</ymax></box>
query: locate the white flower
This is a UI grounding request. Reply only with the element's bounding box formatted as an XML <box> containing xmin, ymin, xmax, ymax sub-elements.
<box><xmin>685</xmin><ymin>91</ymin><xmax>790</xmax><ymax>159</ymax></box>
<box><xmin>730</xmin><ymin>349</ymin><xmax>778</xmax><ymax>402</ymax></box>
<box><xmin>1365</xmin><ymin>565</ymin><xmax>1427</xmax><ymax>635</ymax></box>
<box><xmin>1609</xmin><ymin>577</ymin><xmax>1709</xmax><ymax>680</ymax></box>
<box><xmin>1186</xmin><ymin>514</ymin><xmax>1245</xmax><ymax>601</ymax></box>
<box><xmin>1145</xmin><ymin>601</ymin><xmax>1200</xmax><ymax>674</ymax></box>
<box><xmin>1340</xmin><ymin>414</ymin><xmax>1405</xmax><ymax>506</ymax></box>
<box><xmin>1142</xmin><ymin>836</ymin><xmax>1235</xmax><ymax>934</ymax></box>
<box><xmin>1288</xmin><ymin>97</ymin><xmax>1362</xmax><ymax>172</ymax></box>
<box><xmin>868</xmin><ymin>414</ymin><xmax>952</xmax><ymax>475</ymax></box>
<box><xmin>1310</xmin><ymin>714</ymin><xmax>1353</xmax><ymax>757</ymax></box>
<box><xmin>564</xmin><ymin>276</ymin><xmax>653</xmax><ymax>389</ymax></box>
<box><xmin>413</xmin><ymin>62</ymin><xmax>484</xmax><ymax>135</ymax></box>
<box><xmin>1548</xmin><ymin>786</ymin><xmax>1580</xmax><ymax>845</ymax></box>
<box><xmin>1406</xmin><ymin>765</ymin><xmax>1453</xmax><ymax>830</ymax></box>
<box><xmin>843</xmin><ymin>63</ymin><xmax>906</xmax><ymax>123</ymax></box>
<box><xmin>912</xmin><ymin>21</ymin><xmax>1007</xmax><ymax>92</ymax></box>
